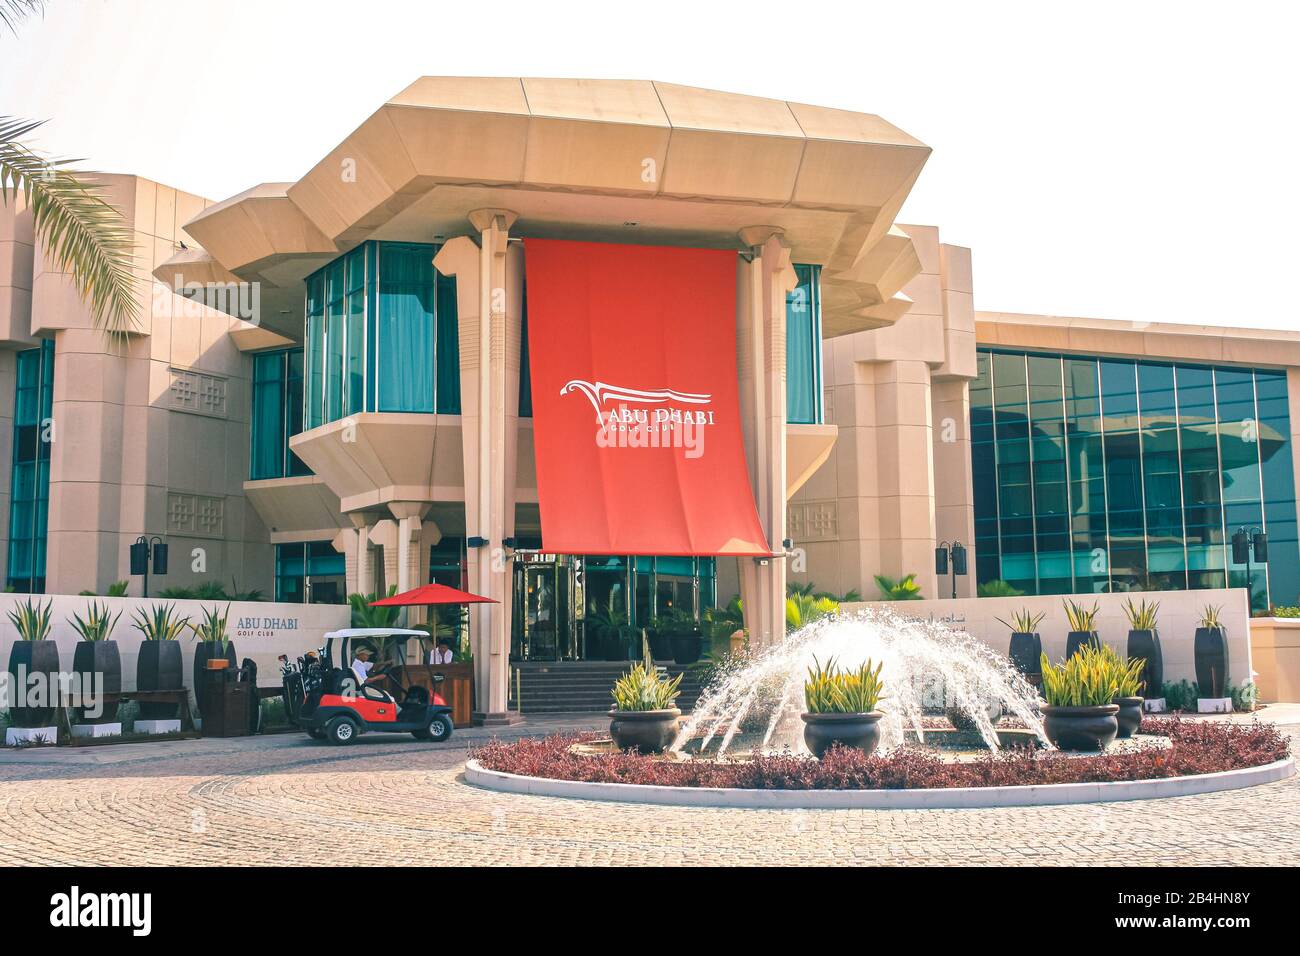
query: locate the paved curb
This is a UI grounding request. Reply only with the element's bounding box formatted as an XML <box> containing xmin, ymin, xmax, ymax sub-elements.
<box><xmin>464</xmin><ymin>756</ymin><xmax>1296</xmax><ymax>809</ymax></box>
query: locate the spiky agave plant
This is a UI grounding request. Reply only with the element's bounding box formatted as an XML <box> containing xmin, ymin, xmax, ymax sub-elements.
<box><xmin>1039</xmin><ymin>644</ymin><xmax>1121</xmax><ymax>707</ymax></box>
<box><xmin>804</xmin><ymin>656</ymin><xmax>887</xmax><ymax>714</ymax></box>
<box><xmin>1062</xmin><ymin>598</ymin><xmax>1100</xmax><ymax>632</ymax></box>
<box><xmin>1200</xmin><ymin>604</ymin><xmax>1223</xmax><ymax>629</ymax></box>
<box><xmin>68</xmin><ymin>600</ymin><xmax>120</xmax><ymax>642</ymax></box>
<box><xmin>611</xmin><ymin>643</ymin><xmax>682</xmax><ymax>712</ymax></box>
<box><xmin>7</xmin><ymin>596</ymin><xmax>52</xmax><ymax>641</ymax></box>
<box><xmin>189</xmin><ymin>603</ymin><xmax>232</xmax><ymax>652</ymax></box>
<box><xmin>996</xmin><ymin>608</ymin><xmax>1046</xmax><ymax>634</ymax></box>
<box><xmin>131</xmin><ymin>603</ymin><xmax>190</xmax><ymax>641</ymax></box>
<box><xmin>1122</xmin><ymin>598</ymin><xmax>1160</xmax><ymax>631</ymax></box>
<box><xmin>1100</xmin><ymin>645</ymin><xmax>1148</xmax><ymax>698</ymax></box>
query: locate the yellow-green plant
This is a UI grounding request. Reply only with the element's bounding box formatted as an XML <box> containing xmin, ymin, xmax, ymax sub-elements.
<box><xmin>996</xmin><ymin>608</ymin><xmax>1045</xmax><ymax>633</ymax></box>
<box><xmin>1099</xmin><ymin>645</ymin><xmax>1147</xmax><ymax>697</ymax></box>
<box><xmin>1200</xmin><ymin>604</ymin><xmax>1223</xmax><ymax>629</ymax></box>
<box><xmin>1063</xmin><ymin>599</ymin><xmax>1100</xmax><ymax>632</ymax></box>
<box><xmin>1122</xmin><ymin>598</ymin><xmax>1160</xmax><ymax>631</ymax></box>
<box><xmin>1039</xmin><ymin>644</ymin><xmax>1121</xmax><ymax>707</ymax></box>
<box><xmin>804</xmin><ymin>656</ymin><xmax>886</xmax><ymax>714</ymax></box>
<box><xmin>785</xmin><ymin>594</ymin><xmax>838</xmax><ymax>631</ymax></box>
<box><xmin>611</xmin><ymin>644</ymin><xmax>682</xmax><ymax>712</ymax></box>
<box><xmin>68</xmin><ymin>601</ymin><xmax>120</xmax><ymax>642</ymax></box>
<box><xmin>131</xmin><ymin>603</ymin><xmax>190</xmax><ymax>641</ymax></box>
<box><xmin>189</xmin><ymin>603</ymin><xmax>232</xmax><ymax>652</ymax></box>
<box><xmin>7</xmin><ymin>596</ymin><xmax>52</xmax><ymax>641</ymax></box>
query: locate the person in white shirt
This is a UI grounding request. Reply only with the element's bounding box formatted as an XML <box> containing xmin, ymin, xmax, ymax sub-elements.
<box><xmin>429</xmin><ymin>639</ymin><xmax>454</xmax><ymax>665</ymax></box>
<box><xmin>350</xmin><ymin>647</ymin><xmax>374</xmax><ymax>684</ymax></box>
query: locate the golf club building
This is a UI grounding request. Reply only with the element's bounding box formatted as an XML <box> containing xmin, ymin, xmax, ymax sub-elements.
<box><xmin>1</xmin><ymin>77</ymin><xmax>1297</xmax><ymax>720</ymax></box>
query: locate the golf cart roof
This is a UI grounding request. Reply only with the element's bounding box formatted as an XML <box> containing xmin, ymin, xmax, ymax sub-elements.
<box><xmin>324</xmin><ymin>628</ymin><xmax>429</xmax><ymax>640</ymax></box>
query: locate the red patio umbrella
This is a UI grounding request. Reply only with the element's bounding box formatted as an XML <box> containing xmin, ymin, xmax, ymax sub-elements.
<box><xmin>370</xmin><ymin>582</ymin><xmax>497</xmax><ymax>664</ymax></box>
<box><xmin>369</xmin><ymin>582</ymin><xmax>497</xmax><ymax>607</ymax></box>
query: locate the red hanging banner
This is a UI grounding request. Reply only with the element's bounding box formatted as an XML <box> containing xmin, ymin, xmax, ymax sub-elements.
<box><xmin>523</xmin><ymin>238</ymin><xmax>770</xmax><ymax>556</ymax></box>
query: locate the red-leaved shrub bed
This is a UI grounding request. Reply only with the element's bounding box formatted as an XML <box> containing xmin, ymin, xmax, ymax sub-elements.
<box><xmin>470</xmin><ymin>718</ymin><xmax>1289</xmax><ymax>790</ymax></box>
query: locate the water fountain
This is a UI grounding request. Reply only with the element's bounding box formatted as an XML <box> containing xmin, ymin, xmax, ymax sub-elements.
<box><xmin>672</xmin><ymin>606</ymin><xmax>1049</xmax><ymax>757</ymax></box>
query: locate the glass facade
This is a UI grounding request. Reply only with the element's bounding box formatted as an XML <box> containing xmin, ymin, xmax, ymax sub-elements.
<box><xmin>275</xmin><ymin>541</ymin><xmax>346</xmax><ymax>604</ymax></box>
<box><xmin>786</xmin><ymin>264</ymin><xmax>823</xmax><ymax>424</ymax></box>
<box><xmin>972</xmin><ymin>348</ymin><xmax>1299</xmax><ymax>610</ymax></box>
<box><xmin>304</xmin><ymin>241</ymin><xmax>459</xmax><ymax>429</ymax></box>
<box><xmin>7</xmin><ymin>340</ymin><xmax>54</xmax><ymax>592</ymax></box>
<box><xmin>250</xmin><ymin>347</ymin><xmax>311</xmax><ymax>480</ymax></box>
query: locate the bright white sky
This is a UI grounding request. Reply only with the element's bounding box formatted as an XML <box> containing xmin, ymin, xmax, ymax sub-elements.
<box><xmin>3</xmin><ymin>0</ymin><xmax>1297</xmax><ymax>330</ymax></box>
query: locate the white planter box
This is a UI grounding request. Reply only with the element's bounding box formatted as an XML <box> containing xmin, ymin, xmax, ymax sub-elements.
<box><xmin>1143</xmin><ymin>697</ymin><xmax>1167</xmax><ymax>713</ymax></box>
<box><xmin>134</xmin><ymin>719</ymin><xmax>181</xmax><ymax>735</ymax></box>
<box><xmin>1197</xmin><ymin>697</ymin><xmax>1233</xmax><ymax>714</ymax></box>
<box><xmin>6</xmin><ymin>726</ymin><xmax>57</xmax><ymax>746</ymax></box>
<box><xmin>72</xmin><ymin>722</ymin><xmax>122</xmax><ymax>739</ymax></box>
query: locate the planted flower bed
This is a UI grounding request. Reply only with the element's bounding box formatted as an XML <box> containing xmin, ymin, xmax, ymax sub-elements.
<box><xmin>471</xmin><ymin>718</ymin><xmax>1289</xmax><ymax>791</ymax></box>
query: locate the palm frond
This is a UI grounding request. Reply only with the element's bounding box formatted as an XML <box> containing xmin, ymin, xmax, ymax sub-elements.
<box><xmin>0</xmin><ymin>0</ymin><xmax>45</xmax><ymax>34</ymax></box>
<box><xmin>0</xmin><ymin>116</ymin><xmax>140</xmax><ymax>338</ymax></box>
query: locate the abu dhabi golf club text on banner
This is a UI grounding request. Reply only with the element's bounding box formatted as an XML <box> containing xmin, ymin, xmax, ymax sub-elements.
<box><xmin>523</xmin><ymin>238</ymin><xmax>770</xmax><ymax>556</ymax></box>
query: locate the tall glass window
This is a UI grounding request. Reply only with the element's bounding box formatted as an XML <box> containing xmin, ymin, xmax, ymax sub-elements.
<box><xmin>275</xmin><ymin>541</ymin><xmax>346</xmax><ymax>604</ymax></box>
<box><xmin>786</xmin><ymin>264</ymin><xmax>823</xmax><ymax>424</ymax></box>
<box><xmin>302</xmin><ymin>241</ymin><xmax>459</xmax><ymax>427</ymax></box>
<box><xmin>971</xmin><ymin>348</ymin><xmax>1299</xmax><ymax>610</ymax></box>
<box><xmin>7</xmin><ymin>340</ymin><xmax>54</xmax><ymax>592</ymax></box>
<box><xmin>250</xmin><ymin>348</ymin><xmax>311</xmax><ymax>480</ymax></box>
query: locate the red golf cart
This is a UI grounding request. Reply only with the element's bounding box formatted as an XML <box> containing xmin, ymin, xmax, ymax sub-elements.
<box><xmin>292</xmin><ymin>628</ymin><xmax>455</xmax><ymax>745</ymax></box>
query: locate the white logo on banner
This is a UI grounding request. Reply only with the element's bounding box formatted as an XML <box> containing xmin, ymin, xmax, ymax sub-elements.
<box><xmin>560</xmin><ymin>380</ymin><xmax>713</xmax><ymax>459</ymax></box>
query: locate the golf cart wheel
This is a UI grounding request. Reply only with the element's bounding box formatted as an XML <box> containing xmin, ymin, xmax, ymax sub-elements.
<box><xmin>427</xmin><ymin>713</ymin><xmax>453</xmax><ymax>743</ymax></box>
<box><xmin>324</xmin><ymin>716</ymin><xmax>358</xmax><ymax>745</ymax></box>
<box><xmin>307</xmin><ymin>728</ymin><xmax>326</xmax><ymax>740</ymax></box>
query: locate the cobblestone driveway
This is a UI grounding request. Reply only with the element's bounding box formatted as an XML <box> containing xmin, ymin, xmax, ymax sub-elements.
<box><xmin>0</xmin><ymin>711</ymin><xmax>1296</xmax><ymax>866</ymax></box>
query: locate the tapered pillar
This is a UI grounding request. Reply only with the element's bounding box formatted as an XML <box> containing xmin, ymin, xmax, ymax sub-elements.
<box><xmin>435</xmin><ymin>211</ymin><xmax>521</xmax><ymax>724</ymax></box>
<box><xmin>736</xmin><ymin>227</ymin><xmax>797</xmax><ymax>647</ymax></box>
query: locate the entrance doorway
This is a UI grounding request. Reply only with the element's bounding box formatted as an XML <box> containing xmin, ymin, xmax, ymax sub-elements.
<box><xmin>511</xmin><ymin>554</ymin><xmax>575</xmax><ymax>660</ymax></box>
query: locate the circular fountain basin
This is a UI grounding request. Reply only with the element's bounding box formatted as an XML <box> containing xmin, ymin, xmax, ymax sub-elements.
<box><xmin>464</xmin><ymin>754</ymin><xmax>1294</xmax><ymax>810</ymax></box>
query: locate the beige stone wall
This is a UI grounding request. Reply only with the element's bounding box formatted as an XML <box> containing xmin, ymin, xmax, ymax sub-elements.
<box><xmin>18</xmin><ymin>175</ymin><xmax>274</xmax><ymax>597</ymax></box>
<box><xmin>791</xmin><ymin>224</ymin><xmax>977</xmax><ymax>603</ymax></box>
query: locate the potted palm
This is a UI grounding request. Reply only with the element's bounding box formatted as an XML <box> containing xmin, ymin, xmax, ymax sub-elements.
<box><xmin>998</xmin><ymin>608</ymin><xmax>1045</xmax><ymax>686</ymax></box>
<box><xmin>69</xmin><ymin>601</ymin><xmax>122</xmax><ymax>736</ymax></box>
<box><xmin>1195</xmin><ymin>604</ymin><xmax>1232</xmax><ymax>713</ymax></box>
<box><xmin>132</xmin><ymin>603</ymin><xmax>188</xmax><ymax>732</ymax></box>
<box><xmin>1102</xmin><ymin>645</ymin><xmax>1147</xmax><ymax>738</ymax></box>
<box><xmin>800</xmin><ymin>656</ymin><xmax>887</xmax><ymax>757</ymax></box>
<box><xmin>654</xmin><ymin>606</ymin><xmax>704</xmax><ymax>664</ymax></box>
<box><xmin>1039</xmin><ymin>644</ymin><xmax>1120</xmax><ymax>751</ymax></box>
<box><xmin>874</xmin><ymin>574</ymin><xmax>923</xmax><ymax>601</ymax></box>
<box><xmin>1122</xmin><ymin>598</ymin><xmax>1164</xmax><ymax>712</ymax></box>
<box><xmin>1063</xmin><ymin>599</ymin><xmax>1102</xmax><ymax>658</ymax></box>
<box><xmin>5</xmin><ymin>598</ymin><xmax>59</xmax><ymax>745</ymax></box>
<box><xmin>608</xmin><ymin>643</ymin><xmax>683</xmax><ymax>753</ymax></box>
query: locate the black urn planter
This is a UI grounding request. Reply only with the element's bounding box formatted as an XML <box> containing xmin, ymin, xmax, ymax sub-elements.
<box><xmin>7</xmin><ymin>640</ymin><xmax>61</xmax><ymax>728</ymax></box>
<box><xmin>1126</xmin><ymin>629</ymin><xmax>1163</xmax><ymax>697</ymax></box>
<box><xmin>1194</xmin><ymin>626</ymin><xmax>1230</xmax><ymax>699</ymax></box>
<box><xmin>1114</xmin><ymin>696</ymin><xmax>1143</xmax><ymax>739</ymax></box>
<box><xmin>667</xmin><ymin>629</ymin><xmax>704</xmax><ymax>665</ymax></box>
<box><xmin>72</xmin><ymin>640</ymin><xmax>121</xmax><ymax>724</ymax></box>
<box><xmin>136</xmin><ymin>641</ymin><xmax>184</xmax><ymax>720</ymax></box>
<box><xmin>193</xmin><ymin>640</ymin><xmax>238</xmax><ymax>717</ymax></box>
<box><xmin>1065</xmin><ymin>630</ymin><xmax>1101</xmax><ymax>659</ymax></box>
<box><xmin>1041</xmin><ymin>703</ymin><xmax>1119</xmax><ymax>752</ymax></box>
<box><xmin>1007</xmin><ymin>631</ymin><xmax>1043</xmax><ymax>685</ymax></box>
<box><xmin>800</xmin><ymin>711</ymin><xmax>884</xmax><ymax>758</ymax></box>
<box><xmin>646</xmin><ymin>631</ymin><xmax>672</xmax><ymax>661</ymax></box>
<box><xmin>609</xmin><ymin>708</ymin><xmax>681</xmax><ymax>754</ymax></box>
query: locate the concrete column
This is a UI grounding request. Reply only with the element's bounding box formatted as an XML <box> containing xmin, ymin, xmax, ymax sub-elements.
<box><xmin>437</xmin><ymin>211</ymin><xmax>521</xmax><ymax>725</ymax></box>
<box><xmin>369</xmin><ymin>518</ymin><xmax>399</xmax><ymax>597</ymax></box>
<box><xmin>932</xmin><ymin>378</ymin><xmax>976</xmax><ymax>597</ymax></box>
<box><xmin>346</xmin><ymin>511</ymin><xmax>383</xmax><ymax>597</ymax></box>
<box><xmin>736</xmin><ymin>227</ymin><xmax>797</xmax><ymax>647</ymax></box>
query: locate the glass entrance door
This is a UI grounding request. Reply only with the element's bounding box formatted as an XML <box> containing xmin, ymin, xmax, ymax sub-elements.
<box><xmin>511</xmin><ymin>556</ymin><xmax>574</xmax><ymax>660</ymax></box>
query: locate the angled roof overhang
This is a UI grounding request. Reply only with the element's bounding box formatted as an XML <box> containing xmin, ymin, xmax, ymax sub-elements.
<box><xmin>155</xmin><ymin>78</ymin><xmax>931</xmax><ymax>338</ymax></box>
